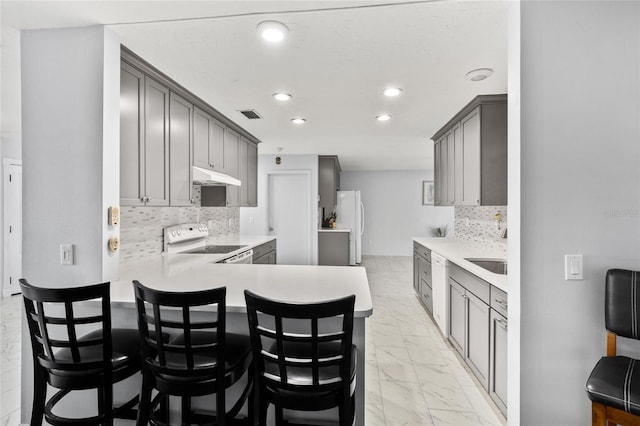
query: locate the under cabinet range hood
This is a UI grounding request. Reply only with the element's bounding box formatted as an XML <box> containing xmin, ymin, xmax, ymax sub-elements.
<box><xmin>192</xmin><ymin>166</ymin><xmax>241</xmax><ymax>186</ymax></box>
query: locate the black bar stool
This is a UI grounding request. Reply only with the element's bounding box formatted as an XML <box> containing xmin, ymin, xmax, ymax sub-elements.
<box><xmin>586</xmin><ymin>269</ymin><xmax>640</xmax><ymax>425</ymax></box>
<box><xmin>19</xmin><ymin>278</ymin><xmax>142</xmax><ymax>426</ymax></box>
<box><xmin>244</xmin><ymin>290</ymin><xmax>356</xmax><ymax>426</ymax></box>
<box><xmin>133</xmin><ymin>280</ymin><xmax>253</xmax><ymax>425</ymax></box>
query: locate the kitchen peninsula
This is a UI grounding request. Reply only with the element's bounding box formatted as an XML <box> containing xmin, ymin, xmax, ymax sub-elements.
<box><xmin>110</xmin><ymin>257</ymin><xmax>373</xmax><ymax>425</ymax></box>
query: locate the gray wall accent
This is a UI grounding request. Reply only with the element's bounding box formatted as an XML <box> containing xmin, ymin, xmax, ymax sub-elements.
<box><xmin>520</xmin><ymin>2</ymin><xmax>640</xmax><ymax>424</ymax></box>
<box><xmin>21</xmin><ymin>25</ymin><xmax>121</xmax><ymax>423</ymax></box>
<box><xmin>340</xmin><ymin>170</ymin><xmax>454</xmax><ymax>256</ymax></box>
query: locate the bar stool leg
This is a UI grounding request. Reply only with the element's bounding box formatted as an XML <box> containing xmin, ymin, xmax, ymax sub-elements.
<box><xmin>30</xmin><ymin>364</ymin><xmax>47</xmax><ymax>426</ymax></box>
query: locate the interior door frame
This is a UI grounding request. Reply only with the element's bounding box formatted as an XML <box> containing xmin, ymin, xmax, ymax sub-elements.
<box><xmin>267</xmin><ymin>169</ymin><xmax>315</xmax><ymax>265</ymax></box>
<box><xmin>3</xmin><ymin>157</ymin><xmax>22</xmax><ymax>296</ymax></box>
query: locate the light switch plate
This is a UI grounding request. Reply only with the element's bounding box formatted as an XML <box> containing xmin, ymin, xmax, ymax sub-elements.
<box><xmin>60</xmin><ymin>244</ymin><xmax>74</xmax><ymax>265</ymax></box>
<box><xmin>565</xmin><ymin>254</ymin><xmax>583</xmax><ymax>280</ymax></box>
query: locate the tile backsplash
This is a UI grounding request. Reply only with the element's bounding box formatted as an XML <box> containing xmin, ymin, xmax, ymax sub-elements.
<box><xmin>454</xmin><ymin>205</ymin><xmax>507</xmax><ymax>249</ymax></box>
<box><xmin>119</xmin><ymin>186</ymin><xmax>239</xmax><ymax>263</ymax></box>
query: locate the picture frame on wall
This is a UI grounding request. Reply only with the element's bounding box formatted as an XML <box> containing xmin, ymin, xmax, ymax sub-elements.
<box><xmin>422</xmin><ymin>181</ymin><xmax>435</xmax><ymax>205</ymax></box>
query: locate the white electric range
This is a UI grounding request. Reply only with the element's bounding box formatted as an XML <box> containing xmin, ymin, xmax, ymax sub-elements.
<box><xmin>163</xmin><ymin>223</ymin><xmax>254</xmax><ymax>264</ymax></box>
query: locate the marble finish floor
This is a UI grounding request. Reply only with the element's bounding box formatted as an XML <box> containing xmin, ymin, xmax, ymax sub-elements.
<box><xmin>362</xmin><ymin>255</ymin><xmax>505</xmax><ymax>426</ymax></box>
<box><xmin>0</xmin><ymin>255</ymin><xmax>505</xmax><ymax>425</ymax></box>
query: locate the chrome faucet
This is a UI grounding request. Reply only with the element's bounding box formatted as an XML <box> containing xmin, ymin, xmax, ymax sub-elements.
<box><xmin>501</xmin><ymin>227</ymin><xmax>508</xmax><ymax>239</ymax></box>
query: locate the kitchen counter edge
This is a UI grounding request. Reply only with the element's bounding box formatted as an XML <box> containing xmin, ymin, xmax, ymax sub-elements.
<box><xmin>413</xmin><ymin>237</ymin><xmax>508</xmax><ymax>292</ymax></box>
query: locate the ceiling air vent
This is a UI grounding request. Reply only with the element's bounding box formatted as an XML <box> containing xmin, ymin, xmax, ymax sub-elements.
<box><xmin>238</xmin><ymin>109</ymin><xmax>262</xmax><ymax>119</ymax></box>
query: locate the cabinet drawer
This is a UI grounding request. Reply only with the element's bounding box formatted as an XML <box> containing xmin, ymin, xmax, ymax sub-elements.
<box><xmin>421</xmin><ymin>260</ymin><xmax>432</xmax><ymax>284</ymax></box>
<box><xmin>449</xmin><ymin>263</ymin><xmax>490</xmax><ymax>304</ymax></box>
<box><xmin>413</xmin><ymin>242</ymin><xmax>431</xmax><ymax>261</ymax></box>
<box><xmin>421</xmin><ymin>282</ymin><xmax>433</xmax><ymax>314</ymax></box>
<box><xmin>253</xmin><ymin>239</ymin><xmax>277</xmax><ymax>260</ymax></box>
<box><xmin>490</xmin><ymin>286</ymin><xmax>508</xmax><ymax>318</ymax></box>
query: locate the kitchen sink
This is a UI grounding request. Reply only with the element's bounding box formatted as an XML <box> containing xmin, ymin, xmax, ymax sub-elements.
<box><xmin>464</xmin><ymin>258</ymin><xmax>508</xmax><ymax>275</ymax></box>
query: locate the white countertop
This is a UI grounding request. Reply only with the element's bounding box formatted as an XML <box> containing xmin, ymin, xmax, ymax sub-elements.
<box><xmin>113</xmin><ymin>245</ymin><xmax>373</xmax><ymax>317</ymax></box>
<box><xmin>413</xmin><ymin>237</ymin><xmax>508</xmax><ymax>292</ymax></box>
<box><xmin>318</xmin><ymin>228</ymin><xmax>350</xmax><ymax>233</ymax></box>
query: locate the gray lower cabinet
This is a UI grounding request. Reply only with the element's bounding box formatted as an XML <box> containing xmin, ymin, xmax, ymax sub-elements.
<box><xmin>489</xmin><ymin>309</ymin><xmax>508</xmax><ymax>415</ymax></box>
<box><xmin>413</xmin><ymin>242</ymin><xmax>433</xmax><ymax>314</ymax></box>
<box><xmin>253</xmin><ymin>240</ymin><xmax>277</xmax><ymax>264</ymax></box>
<box><xmin>448</xmin><ymin>264</ymin><xmax>490</xmax><ymax>390</ymax></box>
<box><xmin>318</xmin><ymin>231</ymin><xmax>349</xmax><ymax>266</ymax></box>
<box><xmin>489</xmin><ymin>286</ymin><xmax>508</xmax><ymax>415</ymax></box>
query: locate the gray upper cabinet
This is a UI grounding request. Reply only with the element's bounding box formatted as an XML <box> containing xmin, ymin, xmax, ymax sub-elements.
<box><xmin>432</xmin><ymin>94</ymin><xmax>507</xmax><ymax>206</ymax></box>
<box><xmin>141</xmin><ymin>77</ymin><xmax>170</xmax><ymax>206</ymax></box>
<box><xmin>224</xmin><ymin>128</ymin><xmax>240</xmax><ymax>207</ymax></box>
<box><xmin>238</xmin><ymin>137</ymin><xmax>258</xmax><ymax>207</ymax></box>
<box><xmin>120</xmin><ymin>47</ymin><xmax>261</xmax><ymax>208</ymax></box>
<box><xmin>120</xmin><ymin>62</ymin><xmax>145</xmax><ymax>206</ymax></box>
<box><xmin>193</xmin><ymin>107</ymin><xmax>226</xmax><ymax>173</ymax></box>
<box><xmin>224</xmin><ymin>128</ymin><xmax>240</xmax><ymax>178</ymax></box>
<box><xmin>318</xmin><ymin>156</ymin><xmax>341</xmax><ymax>217</ymax></box>
<box><xmin>246</xmin><ymin>141</ymin><xmax>258</xmax><ymax>206</ymax></box>
<box><xmin>169</xmin><ymin>92</ymin><xmax>194</xmax><ymax>206</ymax></box>
<box><xmin>120</xmin><ymin>60</ymin><xmax>170</xmax><ymax>207</ymax></box>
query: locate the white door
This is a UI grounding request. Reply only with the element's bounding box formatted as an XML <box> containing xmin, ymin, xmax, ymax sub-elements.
<box><xmin>268</xmin><ymin>173</ymin><xmax>310</xmax><ymax>265</ymax></box>
<box><xmin>3</xmin><ymin>159</ymin><xmax>22</xmax><ymax>296</ymax></box>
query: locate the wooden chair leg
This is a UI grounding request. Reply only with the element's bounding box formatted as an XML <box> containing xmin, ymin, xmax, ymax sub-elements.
<box><xmin>258</xmin><ymin>398</ymin><xmax>269</xmax><ymax>426</ymax></box>
<box><xmin>137</xmin><ymin>371</ymin><xmax>153</xmax><ymax>426</ymax></box>
<box><xmin>275</xmin><ymin>406</ymin><xmax>284</xmax><ymax>425</ymax></box>
<box><xmin>30</xmin><ymin>365</ymin><xmax>47</xmax><ymax>426</ymax></box>
<box><xmin>592</xmin><ymin>401</ymin><xmax>607</xmax><ymax>426</ymax></box>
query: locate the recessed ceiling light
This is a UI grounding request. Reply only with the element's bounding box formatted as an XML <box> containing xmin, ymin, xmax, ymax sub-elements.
<box><xmin>466</xmin><ymin>68</ymin><xmax>493</xmax><ymax>81</ymax></box>
<box><xmin>383</xmin><ymin>88</ymin><xmax>403</xmax><ymax>97</ymax></box>
<box><xmin>273</xmin><ymin>93</ymin><xmax>292</xmax><ymax>101</ymax></box>
<box><xmin>376</xmin><ymin>114</ymin><xmax>391</xmax><ymax>121</ymax></box>
<box><xmin>257</xmin><ymin>21</ymin><xmax>289</xmax><ymax>43</ymax></box>
<box><xmin>291</xmin><ymin>118</ymin><xmax>306</xmax><ymax>124</ymax></box>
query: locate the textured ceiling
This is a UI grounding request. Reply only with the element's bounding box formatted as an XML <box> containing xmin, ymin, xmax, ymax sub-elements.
<box><xmin>2</xmin><ymin>0</ymin><xmax>508</xmax><ymax>171</ymax></box>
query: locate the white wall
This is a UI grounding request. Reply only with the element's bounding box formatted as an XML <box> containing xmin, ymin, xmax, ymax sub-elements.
<box><xmin>1</xmin><ymin>25</ymin><xmax>23</xmax><ymax>294</ymax></box>
<box><xmin>520</xmin><ymin>2</ymin><xmax>640</xmax><ymax>424</ymax></box>
<box><xmin>1</xmin><ymin>25</ymin><xmax>22</xmax><ymax>160</ymax></box>
<box><xmin>340</xmin><ymin>170</ymin><xmax>454</xmax><ymax>256</ymax></box>
<box><xmin>21</xmin><ymin>25</ymin><xmax>121</xmax><ymax>423</ymax></box>
<box><xmin>240</xmin><ymin>154</ymin><xmax>319</xmax><ymax>263</ymax></box>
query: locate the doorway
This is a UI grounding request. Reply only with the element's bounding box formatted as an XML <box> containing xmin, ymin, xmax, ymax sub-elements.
<box><xmin>268</xmin><ymin>171</ymin><xmax>312</xmax><ymax>265</ymax></box>
<box><xmin>3</xmin><ymin>158</ymin><xmax>22</xmax><ymax>296</ymax></box>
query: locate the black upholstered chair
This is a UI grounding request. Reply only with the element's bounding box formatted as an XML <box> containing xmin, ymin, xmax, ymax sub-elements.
<box><xmin>19</xmin><ymin>278</ymin><xmax>142</xmax><ymax>426</ymax></box>
<box><xmin>244</xmin><ymin>290</ymin><xmax>356</xmax><ymax>426</ymax></box>
<box><xmin>586</xmin><ymin>269</ymin><xmax>640</xmax><ymax>425</ymax></box>
<box><xmin>133</xmin><ymin>280</ymin><xmax>253</xmax><ymax>425</ymax></box>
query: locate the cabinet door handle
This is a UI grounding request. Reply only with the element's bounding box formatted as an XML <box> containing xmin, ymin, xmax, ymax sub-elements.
<box><xmin>496</xmin><ymin>318</ymin><xmax>508</xmax><ymax>329</ymax></box>
<box><xmin>494</xmin><ymin>299</ymin><xmax>508</xmax><ymax>310</ymax></box>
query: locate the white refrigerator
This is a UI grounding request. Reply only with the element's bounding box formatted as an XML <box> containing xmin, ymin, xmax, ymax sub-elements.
<box><xmin>335</xmin><ymin>190</ymin><xmax>364</xmax><ymax>265</ymax></box>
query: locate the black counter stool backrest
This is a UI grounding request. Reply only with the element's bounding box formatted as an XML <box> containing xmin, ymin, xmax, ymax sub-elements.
<box><xmin>586</xmin><ymin>269</ymin><xmax>640</xmax><ymax>425</ymax></box>
<box><xmin>244</xmin><ymin>290</ymin><xmax>356</xmax><ymax>426</ymax></box>
<box><xmin>19</xmin><ymin>278</ymin><xmax>141</xmax><ymax>426</ymax></box>
<box><xmin>133</xmin><ymin>280</ymin><xmax>252</xmax><ymax>426</ymax></box>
